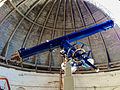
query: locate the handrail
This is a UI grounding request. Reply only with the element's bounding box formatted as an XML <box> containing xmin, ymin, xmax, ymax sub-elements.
<box><xmin>0</xmin><ymin>77</ymin><xmax>11</xmax><ymax>90</ymax></box>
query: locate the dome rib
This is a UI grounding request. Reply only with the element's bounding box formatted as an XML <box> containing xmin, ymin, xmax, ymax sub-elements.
<box><xmin>0</xmin><ymin>0</ymin><xmax>120</xmax><ymax>73</ymax></box>
<box><xmin>21</xmin><ymin>0</ymin><xmax>50</xmax><ymax>48</ymax></box>
<box><xmin>83</xmin><ymin>0</ymin><xmax>111</xmax><ymax>67</ymax></box>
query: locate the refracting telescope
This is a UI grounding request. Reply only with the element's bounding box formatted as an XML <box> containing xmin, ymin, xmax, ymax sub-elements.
<box><xmin>10</xmin><ymin>20</ymin><xmax>114</xmax><ymax>72</ymax></box>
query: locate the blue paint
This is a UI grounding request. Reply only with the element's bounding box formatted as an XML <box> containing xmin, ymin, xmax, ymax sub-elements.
<box><xmin>18</xmin><ymin>20</ymin><xmax>114</xmax><ymax>59</ymax></box>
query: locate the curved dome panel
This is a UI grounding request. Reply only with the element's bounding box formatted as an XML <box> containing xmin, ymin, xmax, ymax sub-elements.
<box><xmin>0</xmin><ymin>0</ymin><xmax>120</xmax><ymax>73</ymax></box>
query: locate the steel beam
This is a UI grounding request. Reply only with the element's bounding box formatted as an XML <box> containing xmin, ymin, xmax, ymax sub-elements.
<box><xmin>63</xmin><ymin>0</ymin><xmax>66</xmax><ymax>35</ymax></box>
<box><xmin>21</xmin><ymin>0</ymin><xmax>50</xmax><ymax>48</ymax></box>
<box><xmin>83</xmin><ymin>1</ymin><xmax>111</xmax><ymax>68</ymax></box>
<box><xmin>48</xmin><ymin>0</ymin><xmax>62</xmax><ymax>70</ymax></box>
<box><xmin>0</xmin><ymin>0</ymin><xmax>26</xmax><ymax>26</ymax></box>
<box><xmin>2</xmin><ymin>0</ymin><xmax>109</xmax><ymax>32</ymax></box>
<box><xmin>37</xmin><ymin>0</ymin><xmax>57</xmax><ymax>44</ymax></box>
<box><xmin>75</xmin><ymin>0</ymin><xmax>94</xmax><ymax>58</ymax></box>
<box><xmin>1</xmin><ymin>0</ymin><xmax>42</xmax><ymax>58</ymax></box>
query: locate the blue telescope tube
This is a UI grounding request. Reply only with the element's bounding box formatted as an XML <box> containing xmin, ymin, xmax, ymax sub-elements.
<box><xmin>18</xmin><ymin>20</ymin><xmax>114</xmax><ymax>59</ymax></box>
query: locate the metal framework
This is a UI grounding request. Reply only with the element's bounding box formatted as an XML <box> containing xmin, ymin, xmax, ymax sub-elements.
<box><xmin>75</xmin><ymin>0</ymin><xmax>94</xmax><ymax>59</ymax></box>
<box><xmin>2</xmin><ymin>0</ymin><xmax>42</xmax><ymax>58</ymax></box>
<box><xmin>82</xmin><ymin>1</ymin><xmax>111</xmax><ymax>68</ymax></box>
<box><xmin>0</xmin><ymin>0</ymin><xmax>120</xmax><ymax>73</ymax></box>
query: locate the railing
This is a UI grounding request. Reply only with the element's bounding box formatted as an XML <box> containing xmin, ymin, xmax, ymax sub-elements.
<box><xmin>0</xmin><ymin>76</ymin><xmax>11</xmax><ymax>90</ymax></box>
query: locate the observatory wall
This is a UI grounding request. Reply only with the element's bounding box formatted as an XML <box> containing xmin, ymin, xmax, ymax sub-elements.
<box><xmin>1</xmin><ymin>66</ymin><xmax>120</xmax><ymax>90</ymax></box>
